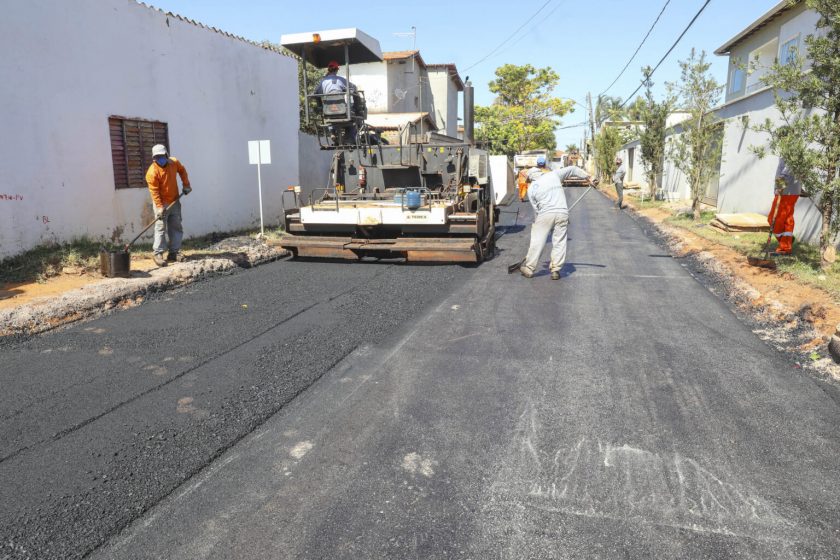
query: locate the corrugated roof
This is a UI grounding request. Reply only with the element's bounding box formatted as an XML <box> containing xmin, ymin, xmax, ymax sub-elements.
<box><xmin>136</xmin><ymin>1</ymin><xmax>290</xmax><ymax>57</ymax></box>
<box><xmin>365</xmin><ymin>112</ymin><xmax>437</xmax><ymax>131</ymax></box>
<box><xmin>426</xmin><ymin>63</ymin><xmax>465</xmax><ymax>91</ymax></box>
<box><xmin>714</xmin><ymin>0</ymin><xmax>800</xmax><ymax>55</ymax></box>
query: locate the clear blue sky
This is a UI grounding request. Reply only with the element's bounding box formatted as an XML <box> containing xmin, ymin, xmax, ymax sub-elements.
<box><xmin>148</xmin><ymin>0</ymin><xmax>779</xmax><ymax>149</ymax></box>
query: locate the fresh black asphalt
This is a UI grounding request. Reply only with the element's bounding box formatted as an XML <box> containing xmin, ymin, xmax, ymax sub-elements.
<box><xmin>4</xmin><ymin>190</ymin><xmax>840</xmax><ymax>559</ymax></box>
<box><xmin>0</xmin><ymin>249</ymin><xmax>474</xmax><ymax>559</ymax></box>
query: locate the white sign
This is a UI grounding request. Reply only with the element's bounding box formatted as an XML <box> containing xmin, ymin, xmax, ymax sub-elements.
<box><xmin>248</xmin><ymin>140</ymin><xmax>272</xmax><ymax>235</ymax></box>
<box><xmin>248</xmin><ymin>140</ymin><xmax>271</xmax><ymax>165</ymax></box>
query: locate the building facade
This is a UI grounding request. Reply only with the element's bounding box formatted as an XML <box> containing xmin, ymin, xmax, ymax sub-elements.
<box><xmin>349</xmin><ymin>51</ymin><xmax>464</xmax><ymax>139</ymax></box>
<box><xmin>0</xmin><ymin>0</ymin><xmax>300</xmax><ymax>259</ymax></box>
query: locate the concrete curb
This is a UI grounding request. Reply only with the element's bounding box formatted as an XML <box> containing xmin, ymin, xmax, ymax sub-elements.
<box><xmin>0</xmin><ymin>239</ymin><xmax>289</xmax><ymax>338</ymax></box>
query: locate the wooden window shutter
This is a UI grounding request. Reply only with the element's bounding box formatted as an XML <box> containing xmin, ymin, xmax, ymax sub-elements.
<box><xmin>109</xmin><ymin>117</ymin><xmax>170</xmax><ymax>189</ymax></box>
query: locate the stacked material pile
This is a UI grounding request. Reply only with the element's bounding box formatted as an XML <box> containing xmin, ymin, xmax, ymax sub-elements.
<box><xmin>710</xmin><ymin>213</ymin><xmax>770</xmax><ymax>233</ymax></box>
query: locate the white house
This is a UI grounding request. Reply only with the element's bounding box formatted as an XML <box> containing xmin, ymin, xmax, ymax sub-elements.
<box><xmin>426</xmin><ymin>63</ymin><xmax>464</xmax><ymax>138</ymax></box>
<box><xmin>615</xmin><ymin>1</ymin><xmax>828</xmax><ymax>242</ymax></box>
<box><xmin>713</xmin><ymin>0</ymin><xmax>823</xmax><ymax>242</ymax></box>
<box><xmin>616</xmin><ymin>112</ymin><xmax>691</xmax><ymax>199</ymax></box>
<box><xmin>349</xmin><ymin>51</ymin><xmax>463</xmax><ymax>139</ymax></box>
<box><xmin>0</xmin><ymin>0</ymin><xmax>301</xmax><ymax>259</ymax></box>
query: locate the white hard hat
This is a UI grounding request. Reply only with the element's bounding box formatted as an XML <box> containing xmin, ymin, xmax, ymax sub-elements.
<box><xmin>152</xmin><ymin>144</ymin><xmax>168</xmax><ymax>157</ymax></box>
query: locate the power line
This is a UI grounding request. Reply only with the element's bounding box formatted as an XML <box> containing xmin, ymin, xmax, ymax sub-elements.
<box><xmin>618</xmin><ymin>0</ymin><xmax>712</xmax><ymax>108</ymax></box>
<box><xmin>462</xmin><ymin>0</ymin><xmax>554</xmax><ymax>72</ymax></box>
<box><xmin>599</xmin><ymin>0</ymin><xmax>671</xmax><ymax>97</ymax></box>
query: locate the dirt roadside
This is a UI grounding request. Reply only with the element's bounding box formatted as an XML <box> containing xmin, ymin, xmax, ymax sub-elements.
<box><xmin>598</xmin><ymin>185</ymin><xmax>840</xmax><ymax>382</ymax></box>
<box><xmin>0</xmin><ymin>237</ymin><xmax>288</xmax><ymax>338</ymax></box>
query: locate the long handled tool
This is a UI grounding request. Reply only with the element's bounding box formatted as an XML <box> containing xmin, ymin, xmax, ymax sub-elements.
<box><xmin>100</xmin><ymin>193</ymin><xmax>185</xmax><ymax>278</ymax></box>
<box><xmin>507</xmin><ymin>185</ymin><xmax>594</xmax><ymax>274</ymax></box>
<box><xmin>123</xmin><ymin>193</ymin><xmax>184</xmax><ymax>252</ymax></box>
<box><xmin>747</xmin><ymin>202</ymin><xmax>779</xmax><ymax>270</ymax></box>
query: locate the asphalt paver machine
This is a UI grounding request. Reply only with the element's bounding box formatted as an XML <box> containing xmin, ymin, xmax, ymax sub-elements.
<box><xmin>279</xmin><ymin>28</ymin><xmax>496</xmax><ymax>263</ymax></box>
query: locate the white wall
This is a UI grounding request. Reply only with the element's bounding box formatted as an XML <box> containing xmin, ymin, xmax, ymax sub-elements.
<box><xmin>489</xmin><ymin>155</ymin><xmax>515</xmax><ymax>206</ymax></box>
<box><xmin>297</xmin><ymin>132</ymin><xmax>334</xmax><ymax>204</ymax></box>
<box><xmin>428</xmin><ymin>70</ymin><xmax>460</xmax><ymax>137</ymax></box>
<box><xmin>0</xmin><ymin>0</ymin><xmax>299</xmax><ymax>259</ymax></box>
<box><xmin>716</xmin><ymin>89</ymin><xmax>822</xmax><ymax>242</ymax></box>
<box><xmin>348</xmin><ymin>62</ymin><xmax>388</xmax><ymax>113</ymax></box>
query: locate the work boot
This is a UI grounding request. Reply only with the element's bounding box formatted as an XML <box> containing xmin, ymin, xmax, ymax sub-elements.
<box><xmin>550</xmin><ymin>271</ymin><xmax>561</xmax><ymax>280</ymax></box>
<box><xmin>153</xmin><ymin>253</ymin><xmax>168</xmax><ymax>267</ymax></box>
<box><xmin>520</xmin><ymin>268</ymin><xmax>533</xmax><ymax>278</ymax></box>
<box><xmin>167</xmin><ymin>251</ymin><xmax>186</xmax><ymax>263</ymax></box>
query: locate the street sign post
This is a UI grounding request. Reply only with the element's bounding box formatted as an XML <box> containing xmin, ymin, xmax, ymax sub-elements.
<box><xmin>248</xmin><ymin>140</ymin><xmax>271</xmax><ymax>236</ymax></box>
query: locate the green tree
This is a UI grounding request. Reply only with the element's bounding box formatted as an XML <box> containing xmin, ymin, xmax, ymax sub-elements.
<box><xmin>594</xmin><ymin>125</ymin><xmax>624</xmax><ymax>183</ymax></box>
<box><xmin>637</xmin><ymin>67</ymin><xmax>672</xmax><ymax>200</ymax></box>
<box><xmin>595</xmin><ymin>95</ymin><xmax>626</xmax><ymax>126</ymax></box>
<box><xmin>475</xmin><ymin>64</ymin><xmax>574</xmax><ymax>156</ymax></box>
<box><xmin>565</xmin><ymin>143</ymin><xmax>579</xmax><ymax>153</ymax></box>
<box><xmin>269</xmin><ymin>44</ymin><xmax>324</xmax><ymax>134</ymax></box>
<box><xmin>669</xmin><ymin>49</ymin><xmax>723</xmax><ymax>220</ymax></box>
<box><xmin>751</xmin><ymin>0</ymin><xmax>840</xmax><ymax>270</ymax></box>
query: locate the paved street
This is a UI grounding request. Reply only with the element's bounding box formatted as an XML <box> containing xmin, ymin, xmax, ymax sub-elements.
<box><xmin>4</xmin><ymin>190</ymin><xmax>840</xmax><ymax>559</ymax></box>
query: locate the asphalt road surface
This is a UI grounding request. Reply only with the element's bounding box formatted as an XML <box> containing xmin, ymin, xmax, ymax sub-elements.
<box><xmin>5</xmin><ymin>190</ymin><xmax>840</xmax><ymax>559</ymax></box>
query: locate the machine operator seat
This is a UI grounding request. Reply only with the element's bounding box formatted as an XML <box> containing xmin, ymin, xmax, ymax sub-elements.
<box><xmin>319</xmin><ymin>92</ymin><xmax>367</xmax><ymax>146</ymax></box>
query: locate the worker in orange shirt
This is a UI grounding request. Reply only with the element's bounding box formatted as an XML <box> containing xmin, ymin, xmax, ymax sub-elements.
<box><xmin>145</xmin><ymin>144</ymin><xmax>192</xmax><ymax>267</ymax></box>
<box><xmin>517</xmin><ymin>168</ymin><xmax>530</xmax><ymax>201</ymax></box>
<box><xmin>768</xmin><ymin>158</ymin><xmax>800</xmax><ymax>255</ymax></box>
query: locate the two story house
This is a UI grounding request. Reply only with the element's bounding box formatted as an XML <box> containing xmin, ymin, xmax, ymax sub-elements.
<box><xmin>349</xmin><ymin>50</ymin><xmax>464</xmax><ymax>140</ymax></box>
<box><xmin>713</xmin><ymin>0</ymin><xmax>822</xmax><ymax>241</ymax></box>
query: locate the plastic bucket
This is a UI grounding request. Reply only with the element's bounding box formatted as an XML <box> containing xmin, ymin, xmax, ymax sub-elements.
<box><xmin>100</xmin><ymin>249</ymin><xmax>131</xmax><ymax>278</ymax></box>
<box><xmin>406</xmin><ymin>189</ymin><xmax>422</xmax><ymax>210</ymax></box>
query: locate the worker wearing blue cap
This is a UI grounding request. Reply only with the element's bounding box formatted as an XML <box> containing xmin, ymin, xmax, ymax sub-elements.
<box><xmin>521</xmin><ymin>165</ymin><xmax>595</xmax><ymax>280</ymax></box>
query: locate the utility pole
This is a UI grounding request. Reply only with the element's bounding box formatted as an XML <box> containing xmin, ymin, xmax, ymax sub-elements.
<box><xmin>586</xmin><ymin>92</ymin><xmax>597</xmax><ymax>177</ymax></box>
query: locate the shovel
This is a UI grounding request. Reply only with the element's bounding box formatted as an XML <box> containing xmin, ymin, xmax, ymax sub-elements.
<box><xmin>100</xmin><ymin>193</ymin><xmax>184</xmax><ymax>277</ymax></box>
<box><xmin>747</xmin><ymin>204</ymin><xmax>780</xmax><ymax>270</ymax></box>
<box><xmin>507</xmin><ymin>184</ymin><xmax>594</xmax><ymax>274</ymax></box>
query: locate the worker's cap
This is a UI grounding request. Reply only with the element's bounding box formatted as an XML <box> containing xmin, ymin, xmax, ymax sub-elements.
<box><xmin>151</xmin><ymin>144</ymin><xmax>168</xmax><ymax>157</ymax></box>
<box><xmin>536</xmin><ymin>156</ymin><xmax>546</xmax><ymax>166</ymax></box>
<box><xmin>327</xmin><ymin>60</ymin><xmax>340</xmax><ymax>70</ymax></box>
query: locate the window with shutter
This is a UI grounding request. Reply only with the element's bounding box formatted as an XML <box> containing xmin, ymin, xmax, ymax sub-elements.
<box><xmin>108</xmin><ymin>117</ymin><xmax>170</xmax><ymax>189</ymax></box>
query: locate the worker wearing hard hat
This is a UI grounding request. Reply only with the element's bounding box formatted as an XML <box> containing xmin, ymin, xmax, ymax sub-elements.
<box><xmin>314</xmin><ymin>61</ymin><xmax>357</xmax><ymax>95</ymax></box>
<box><xmin>145</xmin><ymin>144</ymin><xmax>192</xmax><ymax>267</ymax></box>
<box><xmin>768</xmin><ymin>158</ymin><xmax>802</xmax><ymax>255</ymax></box>
<box><xmin>521</xmin><ymin>165</ymin><xmax>595</xmax><ymax>280</ymax></box>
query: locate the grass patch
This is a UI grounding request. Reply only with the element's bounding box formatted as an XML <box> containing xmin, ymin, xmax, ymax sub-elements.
<box><xmin>662</xmin><ymin>210</ymin><xmax>840</xmax><ymax>301</ymax></box>
<box><xmin>0</xmin><ymin>226</ymin><xmax>284</xmax><ymax>286</ymax></box>
<box><xmin>632</xmin><ymin>197</ymin><xmax>669</xmax><ymax>211</ymax></box>
<box><xmin>0</xmin><ymin>238</ymin><xmax>105</xmax><ymax>284</ymax></box>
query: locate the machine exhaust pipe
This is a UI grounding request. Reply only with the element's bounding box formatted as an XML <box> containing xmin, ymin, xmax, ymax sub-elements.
<box><xmin>464</xmin><ymin>81</ymin><xmax>474</xmax><ymax>146</ymax></box>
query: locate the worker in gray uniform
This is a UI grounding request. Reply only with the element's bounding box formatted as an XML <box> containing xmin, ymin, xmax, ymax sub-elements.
<box><xmin>613</xmin><ymin>156</ymin><xmax>626</xmax><ymax>209</ymax></box>
<box><xmin>521</xmin><ymin>165</ymin><xmax>596</xmax><ymax>280</ymax></box>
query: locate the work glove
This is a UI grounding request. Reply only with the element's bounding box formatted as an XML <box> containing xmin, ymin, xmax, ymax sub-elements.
<box><xmin>154</xmin><ymin>207</ymin><xmax>164</xmax><ymax>220</ymax></box>
<box><xmin>182</xmin><ymin>185</ymin><xmax>192</xmax><ymax>195</ymax></box>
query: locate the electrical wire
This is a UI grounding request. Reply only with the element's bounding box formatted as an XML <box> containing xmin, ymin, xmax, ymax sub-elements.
<box><xmin>462</xmin><ymin>0</ymin><xmax>555</xmax><ymax>72</ymax></box>
<box><xmin>618</xmin><ymin>0</ymin><xmax>712</xmax><ymax>108</ymax></box>
<box><xmin>599</xmin><ymin>0</ymin><xmax>671</xmax><ymax>97</ymax></box>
